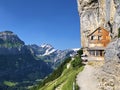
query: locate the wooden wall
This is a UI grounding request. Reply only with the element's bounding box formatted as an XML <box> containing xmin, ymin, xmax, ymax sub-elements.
<box><xmin>88</xmin><ymin>28</ymin><xmax>111</xmax><ymax>47</ymax></box>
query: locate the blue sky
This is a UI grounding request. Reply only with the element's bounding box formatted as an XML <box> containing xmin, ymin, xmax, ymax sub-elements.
<box><xmin>0</xmin><ymin>0</ymin><xmax>80</xmax><ymax>50</ymax></box>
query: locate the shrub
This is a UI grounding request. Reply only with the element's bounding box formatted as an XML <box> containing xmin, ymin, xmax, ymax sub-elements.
<box><xmin>71</xmin><ymin>56</ymin><xmax>82</xmax><ymax>68</ymax></box>
<box><xmin>77</xmin><ymin>49</ymin><xmax>83</xmax><ymax>56</ymax></box>
<box><xmin>75</xmin><ymin>83</ymin><xmax>79</xmax><ymax>90</ymax></box>
<box><xmin>71</xmin><ymin>49</ymin><xmax>83</xmax><ymax>68</ymax></box>
<box><xmin>118</xmin><ymin>28</ymin><xmax>120</xmax><ymax>38</ymax></box>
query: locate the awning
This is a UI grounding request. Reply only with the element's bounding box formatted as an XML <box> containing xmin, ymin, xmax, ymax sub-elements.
<box><xmin>88</xmin><ymin>47</ymin><xmax>105</xmax><ymax>50</ymax></box>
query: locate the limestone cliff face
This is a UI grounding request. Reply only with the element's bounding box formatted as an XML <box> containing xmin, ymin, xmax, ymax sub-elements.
<box><xmin>77</xmin><ymin>1</ymin><xmax>120</xmax><ymax>89</ymax></box>
<box><xmin>77</xmin><ymin>0</ymin><xmax>120</xmax><ymax>47</ymax></box>
<box><xmin>96</xmin><ymin>39</ymin><xmax>120</xmax><ymax>90</ymax></box>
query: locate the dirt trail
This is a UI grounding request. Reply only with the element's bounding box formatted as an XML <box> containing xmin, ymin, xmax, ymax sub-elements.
<box><xmin>76</xmin><ymin>65</ymin><xmax>100</xmax><ymax>90</ymax></box>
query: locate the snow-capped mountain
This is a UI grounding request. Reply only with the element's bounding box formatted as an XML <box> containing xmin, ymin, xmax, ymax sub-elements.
<box><xmin>40</xmin><ymin>43</ymin><xmax>56</xmax><ymax>56</ymax></box>
<box><xmin>29</xmin><ymin>44</ymin><xmax>80</xmax><ymax>68</ymax></box>
<box><xmin>28</xmin><ymin>44</ymin><xmax>56</xmax><ymax>56</ymax></box>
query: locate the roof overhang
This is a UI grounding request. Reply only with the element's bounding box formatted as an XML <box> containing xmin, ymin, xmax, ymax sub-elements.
<box><xmin>88</xmin><ymin>47</ymin><xmax>105</xmax><ymax>50</ymax></box>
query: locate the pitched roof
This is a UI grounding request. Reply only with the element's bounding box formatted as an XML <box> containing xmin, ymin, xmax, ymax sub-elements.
<box><xmin>87</xmin><ymin>27</ymin><xmax>101</xmax><ymax>37</ymax></box>
<box><xmin>87</xmin><ymin>27</ymin><xmax>109</xmax><ymax>37</ymax></box>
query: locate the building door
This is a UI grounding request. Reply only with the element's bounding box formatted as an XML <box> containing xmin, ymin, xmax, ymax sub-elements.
<box><xmin>100</xmin><ymin>50</ymin><xmax>103</xmax><ymax>56</ymax></box>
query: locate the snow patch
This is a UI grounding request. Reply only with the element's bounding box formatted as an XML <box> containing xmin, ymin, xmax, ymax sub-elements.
<box><xmin>43</xmin><ymin>49</ymin><xmax>56</xmax><ymax>56</ymax></box>
<box><xmin>72</xmin><ymin>48</ymin><xmax>80</xmax><ymax>51</ymax></box>
<box><xmin>40</xmin><ymin>43</ymin><xmax>52</xmax><ymax>48</ymax></box>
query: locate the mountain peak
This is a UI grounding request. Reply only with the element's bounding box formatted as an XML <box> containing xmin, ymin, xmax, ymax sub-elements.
<box><xmin>39</xmin><ymin>43</ymin><xmax>55</xmax><ymax>56</ymax></box>
<box><xmin>40</xmin><ymin>43</ymin><xmax>53</xmax><ymax>48</ymax></box>
<box><xmin>72</xmin><ymin>48</ymin><xmax>80</xmax><ymax>51</ymax></box>
<box><xmin>0</xmin><ymin>31</ymin><xmax>14</xmax><ymax>35</ymax></box>
<box><xmin>0</xmin><ymin>30</ymin><xmax>25</xmax><ymax>47</ymax></box>
<box><xmin>1</xmin><ymin>30</ymin><xmax>13</xmax><ymax>33</ymax></box>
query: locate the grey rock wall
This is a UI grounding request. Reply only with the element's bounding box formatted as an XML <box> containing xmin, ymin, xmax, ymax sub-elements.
<box><xmin>77</xmin><ymin>0</ymin><xmax>120</xmax><ymax>47</ymax></box>
<box><xmin>104</xmin><ymin>39</ymin><xmax>120</xmax><ymax>62</ymax></box>
<box><xmin>96</xmin><ymin>39</ymin><xmax>120</xmax><ymax>90</ymax></box>
<box><xmin>77</xmin><ymin>0</ymin><xmax>120</xmax><ymax>89</ymax></box>
<box><xmin>104</xmin><ymin>38</ymin><xmax>120</xmax><ymax>73</ymax></box>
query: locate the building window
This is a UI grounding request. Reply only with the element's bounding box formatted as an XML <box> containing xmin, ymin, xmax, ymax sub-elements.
<box><xmin>91</xmin><ymin>36</ymin><xmax>98</xmax><ymax>40</ymax></box>
<box><xmin>91</xmin><ymin>36</ymin><xmax>94</xmax><ymax>40</ymax></box>
<box><xmin>89</xmin><ymin>50</ymin><xmax>104</xmax><ymax>57</ymax></box>
<box><xmin>98</xmin><ymin>36</ymin><xmax>102</xmax><ymax>40</ymax></box>
<box><xmin>89</xmin><ymin>50</ymin><xmax>95</xmax><ymax>56</ymax></box>
<box><xmin>100</xmin><ymin>50</ymin><xmax>103</xmax><ymax>56</ymax></box>
<box><xmin>96</xmin><ymin>51</ymin><xmax>99</xmax><ymax>56</ymax></box>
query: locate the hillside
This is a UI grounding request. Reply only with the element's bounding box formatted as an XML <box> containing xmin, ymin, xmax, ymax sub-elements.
<box><xmin>31</xmin><ymin>50</ymin><xmax>84</xmax><ymax>90</ymax></box>
<box><xmin>0</xmin><ymin>31</ymin><xmax>53</xmax><ymax>90</ymax></box>
<box><xmin>0</xmin><ymin>31</ymin><xmax>79</xmax><ymax>90</ymax></box>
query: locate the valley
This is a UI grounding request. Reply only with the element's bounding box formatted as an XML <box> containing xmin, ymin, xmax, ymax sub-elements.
<box><xmin>31</xmin><ymin>50</ymin><xmax>83</xmax><ymax>90</ymax></box>
<box><xmin>0</xmin><ymin>31</ymin><xmax>78</xmax><ymax>90</ymax></box>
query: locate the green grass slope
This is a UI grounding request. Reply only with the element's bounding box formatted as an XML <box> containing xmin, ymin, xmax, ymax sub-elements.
<box><xmin>31</xmin><ymin>49</ymin><xmax>84</xmax><ymax>90</ymax></box>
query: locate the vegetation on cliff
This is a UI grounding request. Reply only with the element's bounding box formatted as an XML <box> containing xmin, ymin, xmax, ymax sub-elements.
<box><xmin>118</xmin><ymin>28</ymin><xmax>120</xmax><ymax>38</ymax></box>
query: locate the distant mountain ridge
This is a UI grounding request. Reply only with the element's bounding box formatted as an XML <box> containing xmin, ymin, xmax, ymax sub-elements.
<box><xmin>28</xmin><ymin>44</ymin><xmax>79</xmax><ymax>68</ymax></box>
<box><xmin>0</xmin><ymin>31</ymin><xmax>79</xmax><ymax>57</ymax></box>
